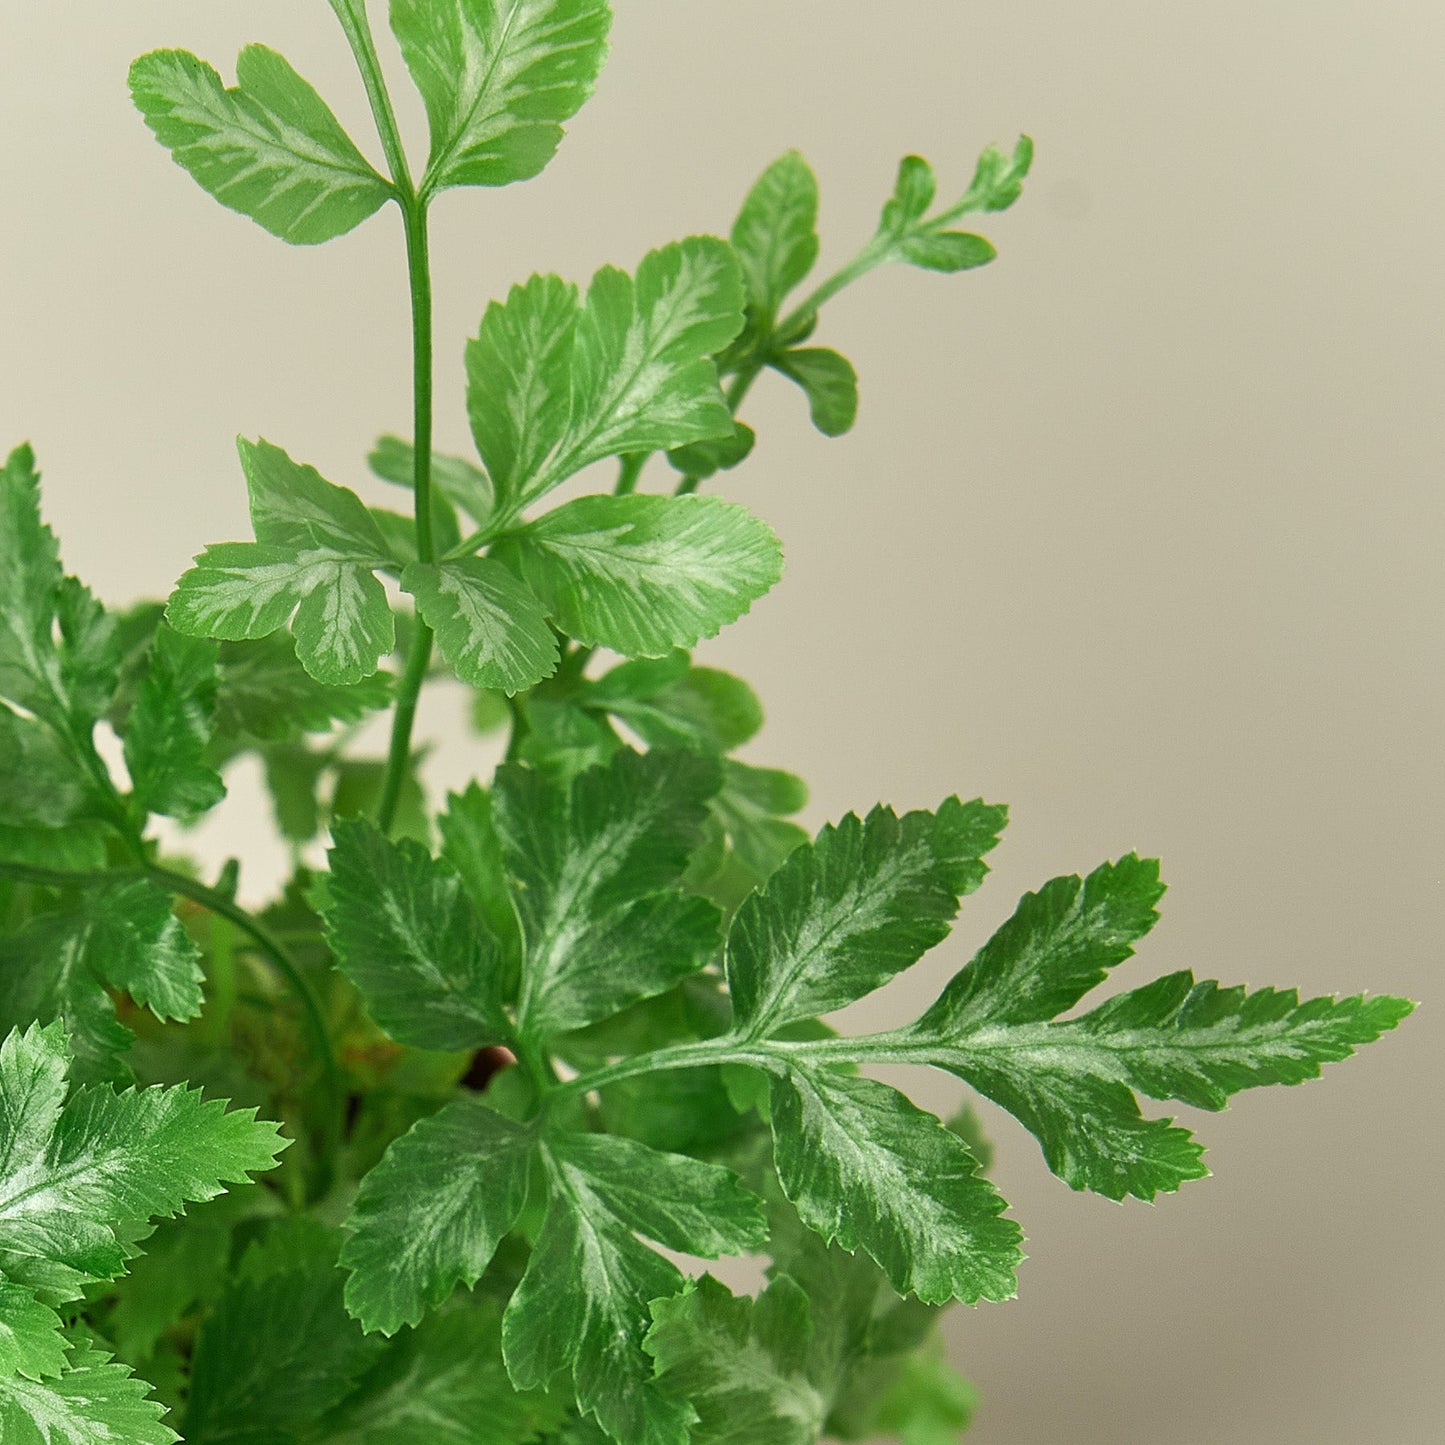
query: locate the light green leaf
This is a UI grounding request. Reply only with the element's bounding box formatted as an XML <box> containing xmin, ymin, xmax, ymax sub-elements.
<box><xmin>241</xmin><ymin>438</ymin><xmax>391</xmax><ymax>557</ymax></box>
<box><xmin>0</xmin><ymin>1334</ymin><xmax>175</xmax><ymax>1445</ymax></box>
<box><xmin>0</xmin><ymin>824</ymin><xmax>109</xmax><ymax>874</ymax></box>
<box><xmin>499</xmin><ymin>493</ymin><xmax>781</xmax><ymax>657</ymax></box>
<box><xmin>704</xmin><ymin>760</ymin><xmax>810</xmax><ymax>889</ymax></box>
<box><xmin>389</xmin><ymin>0</ymin><xmax>613</xmax><ymax>197</ymax></box>
<box><xmin>322</xmin><ymin>818</ymin><xmax>509</xmax><ymax>1052</ymax></box>
<box><xmin>0</xmin><ymin>1021</ymin><xmax>285</xmax><ymax>1305</ymax></box>
<box><xmin>212</xmin><ymin>634</ymin><xmax>393</xmax><ymax>744</ymax></box>
<box><xmin>184</xmin><ymin>1222</ymin><xmax>382</xmax><ymax>1445</ymax></box>
<box><xmin>566</xmin><ymin>238</ymin><xmax>745</xmax><ymax>478</ymax></box>
<box><xmin>957</xmin><ymin>134</ymin><xmax>1035</xmax><ymax>214</ymax></box>
<box><xmin>369</xmin><ymin>434</ymin><xmax>495</xmax><ymax>526</ymax></box>
<box><xmin>896</xmin><ymin>230</ymin><xmax>996</xmax><ymax>273</ymax></box>
<box><xmin>438</xmin><ymin>783</ymin><xmax>523</xmax><ymax>992</ymax></box>
<box><xmin>341</xmin><ymin>1098</ymin><xmax>535</xmax><ymax>1336</ymax></box>
<box><xmin>731</xmin><ymin>150</ymin><xmax>820</xmax><ymax>324</ymax></box>
<box><xmin>766</xmin><ymin>1064</ymin><xmax>1021</xmax><ymax>1305</ymax></box>
<box><xmin>591</xmin><ymin>659</ymin><xmax>763</xmax><ymax>754</ymax></box>
<box><xmin>495</xmin><ymin>748</ymin><xmax>723</xmax><ymax>1037</ymax></box>
<box><xmin>466</xmin><ymin>273</ymin><xmax>581</xmax><ymax>516</ymax></box>
<box><xmin>881</xmin><ymin>155</ymin><xmax>938</xmax><ymax>232</ymax></box>
<box><xmin>727</xmin><ymin>798</ymin><xmax>1007</xmax><ymax>1040</ymax></box>
<box><xmin>469</xmin><ymin>239</ymin><xmax>745</xmax><ymax>513</ymax></box>
<box><xmin>403</xmin><ymin>557</ymin><xmax>558</xmax><ymax>693</ymax></box>
<box><xmin>122</xmin><ymin>624</ymin><xmax>225</xmax><ymax>820</ymax></box>
<box><xmin>167</xmin><ymin>542</ymin><xmax>395</xmax><ymax>686</ymax></box>
<box><xmin>502</xmin><ymin>1130</ymin><xmax>765</xmax><ymax>1443</ymax></box>
<box><xmin>666</xmin><ymin>421</ymin><xmax>757</xmax><ymax>484</ymax></box>
<box><xmin>771</xmin><ymin>348</ymin><xmax>859</xmax><ymax>437</ymax></box>
<box><xmin>315</xmin><ymin>1300</ymin><xmax>565</xmax><ymax>1445</ymax></box>
<box><xmin>645</xmin><ymin>1274</ymin><xmax>827</xmax><ymax>1445</ymax></box>
<box><xmin>129</xmin><ymin>46</ymin><xmax>391</xmax><ymax>244</ymax></box>
<box><xmin>0</xmin><ymin>1281</ymin><xmax>67</xmax><ymax>1382</ymax></box>
<box><xmin>871</xmin><ymin>1351</ymin><xmax>979</xmax><ymax>1445</ymax></box>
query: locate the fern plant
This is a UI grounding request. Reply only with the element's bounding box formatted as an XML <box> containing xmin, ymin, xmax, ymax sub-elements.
<box><xmin>0</xmin><ymin>3</ymin><xmax>1412</xmax><ymax>1441</ymax></box>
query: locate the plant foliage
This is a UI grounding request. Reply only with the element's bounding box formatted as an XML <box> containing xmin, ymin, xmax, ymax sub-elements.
<box><xmin>0</xmin><ymin>2</ymin><xmax>1409</xmax><ymax>1440</ymax></box>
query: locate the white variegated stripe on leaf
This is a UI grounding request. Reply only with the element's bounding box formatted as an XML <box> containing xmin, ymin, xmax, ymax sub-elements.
<box><xmin>766</xmin><ymin>1063</ymin><xmax>1021</xmax><ymax>1306</ymax></box>
<box><xmin>466</xmin><ymin>273</ymin><xmax>581</xmax><ymax>516</ymax></box>
<box><xmin>470</xmin><ymin>239</ymin><xmax>745</xmax><ymax>514</ymax></box>
<box><xmin>502</xmin><ymin>1130</ymin><xmax>764</xmax><ymax>1445</ymax></box>
<box><xmin>495</xmin><ymin>748</ymin><xmax>723</xmax><ymax>1038</ymax></box>
<box><xmin>645</xmin><ymin>1275</ymin><xmax>828</xmax><ymax>1445</ymax></box>
<box><xmin>402</xmin><ymin>557</ymin><xmax>558</xmax><ymax>694</ymax></box>
<box><xmin>240</xmin><ymin>438</ymin><xmax>392</xmax><ymax>557</ymax></box>
<box><xmin>730</xmin><ymin>150</ymin><xmax>821</xmax><ymax>323</ymax></box>
<box><xmin>341</xmin><ymin>1098</ymin><xmax>535</xmax><ymax>1337</ymax></box>
<box><xmin>390</xmin><ymin>0</ymin><xmax>613</xmax><ymax>197</ymax></box>
<box><xmin>726</xmin><ymin>798</ymin><xmax>1007</xmax><ymax>1040</ymax></box>
<box><xmin>0</xmin><ymin>1334</ymin><xmax>176</xmax><ymax>1445</ymax></box>
<box><xmin>560</xmin><ymin>238</ymin><xmax>745</xmax><ymax>481</ymax></box>
<box><xmin>0</xmin><ymin>1280</ymin><xmax>68</xmax><ymax>1383</ymax></box>
<box><xmin>0</xmin><ymin>1022</ymin><xmax>285</xmax><ymax>1304</ymax></box>
<box><xmin>129</xmin><ymin>46</ymin><xmax>392</xmax><ymax>245</ymax></box>
<box><xmin>167</xmin><ymin>544</ymin><xmax>395</xmax><ymax>686</ymax></box>
<box><xmin>321</xmin><ymin>819</ymin><xmax>510</xmax><ymax>1053</ymax></box>
<box><xmin>499</xmin><ymin>493</ymin><xmax>782</xmax><ymax>658</ymax></box>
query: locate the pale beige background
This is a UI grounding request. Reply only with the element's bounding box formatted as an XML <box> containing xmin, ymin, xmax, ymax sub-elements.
<box><xmin>1</xmin><ymin>2</ymin><xmax>1441</xmax><ymax>1441</ymax></box>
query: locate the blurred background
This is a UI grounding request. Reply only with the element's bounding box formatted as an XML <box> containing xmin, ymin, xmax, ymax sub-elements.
<box><xmin>1</xmin><ymin>2</ymin><xmax>1441</xmax><ymax>1440</ymax></box>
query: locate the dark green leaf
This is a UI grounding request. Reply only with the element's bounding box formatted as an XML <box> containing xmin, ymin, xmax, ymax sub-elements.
<box><xmin>727</xmin><ymin>798</ymin><xmax>1007</xmax><ymax>1039</ymax></box>
<box><xmin>766</xmin><ymin>1064</ymin><xmax>1020</xmax><ymax>1304</ymax></box>
<box><xmin>495</xmin><ymin>749</ymin><xmax>723</xmax><ymax>1037</ymax></box>
<box><xmin>213</xmin><ymin>634</ymin><xmax>393</xmax><ymax>744</ymax></box>
<box><xmin>184</xmin><ymin>1222</ymin><xmax>382</xmax><ymax>1444</ymax></box>
<box><xmin>341</xmin><ymin>1098</ymin><xmax>535</xmax><ymax>1335</ymax></box>
<box><xmin>122</xmin><ymin>625</ymin><xmax>225</xmax><ymax>820</ymax></box>
<box><xmin>438</xmin><ymin>783</ymin><xmax>523</xmax><ymax>995</ymax></box>
<box><xmin>593</xmin><ymin>661</ymin><xmax>763</xmax><ymax>754</ymax></box>
<box><xmin>315</xmin><ymin>1299</ymin><xmax>565</xmax><ymax>1445</ymax></box>
<box><xmin>129</xmin><ymin>46</ymin><xmax>391</xmax><ymax>244</ymax></box>
<box><xmin>322</xmin><ymin>819</ymin><xmax>508</xmax><ymax>1052</ymax></box>
<box><xmin>0</xmin><ymin>709</ymin><xmax>89</xmax><ymax>829</ymax></box>
<box><xmin>502</xmin><ymin>1129</ymin><xmax>765</xmax><ymax>1443</ymax></box>
<box><xmin>666</xmin><ymin>421</ymin><xmax>756</xmax><ymax>484</ymax></box>
<box><xmin>646</xmin><ymin>1274</ymin><xmax>826</xmax><ymax>1445</ymax></box>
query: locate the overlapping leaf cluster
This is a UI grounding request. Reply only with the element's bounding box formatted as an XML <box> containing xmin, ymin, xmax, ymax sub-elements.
<box><xmin>0</xmin><ymin>2</ymin><xmax>1411</xmax><ymax>1443</ymax></box>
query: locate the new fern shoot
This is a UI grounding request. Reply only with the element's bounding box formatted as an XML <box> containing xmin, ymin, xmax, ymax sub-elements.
<box><xmin>0</xmin><ymin>2</ymin><xmax>1412</xmax><ymax>1442</ymax></box>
